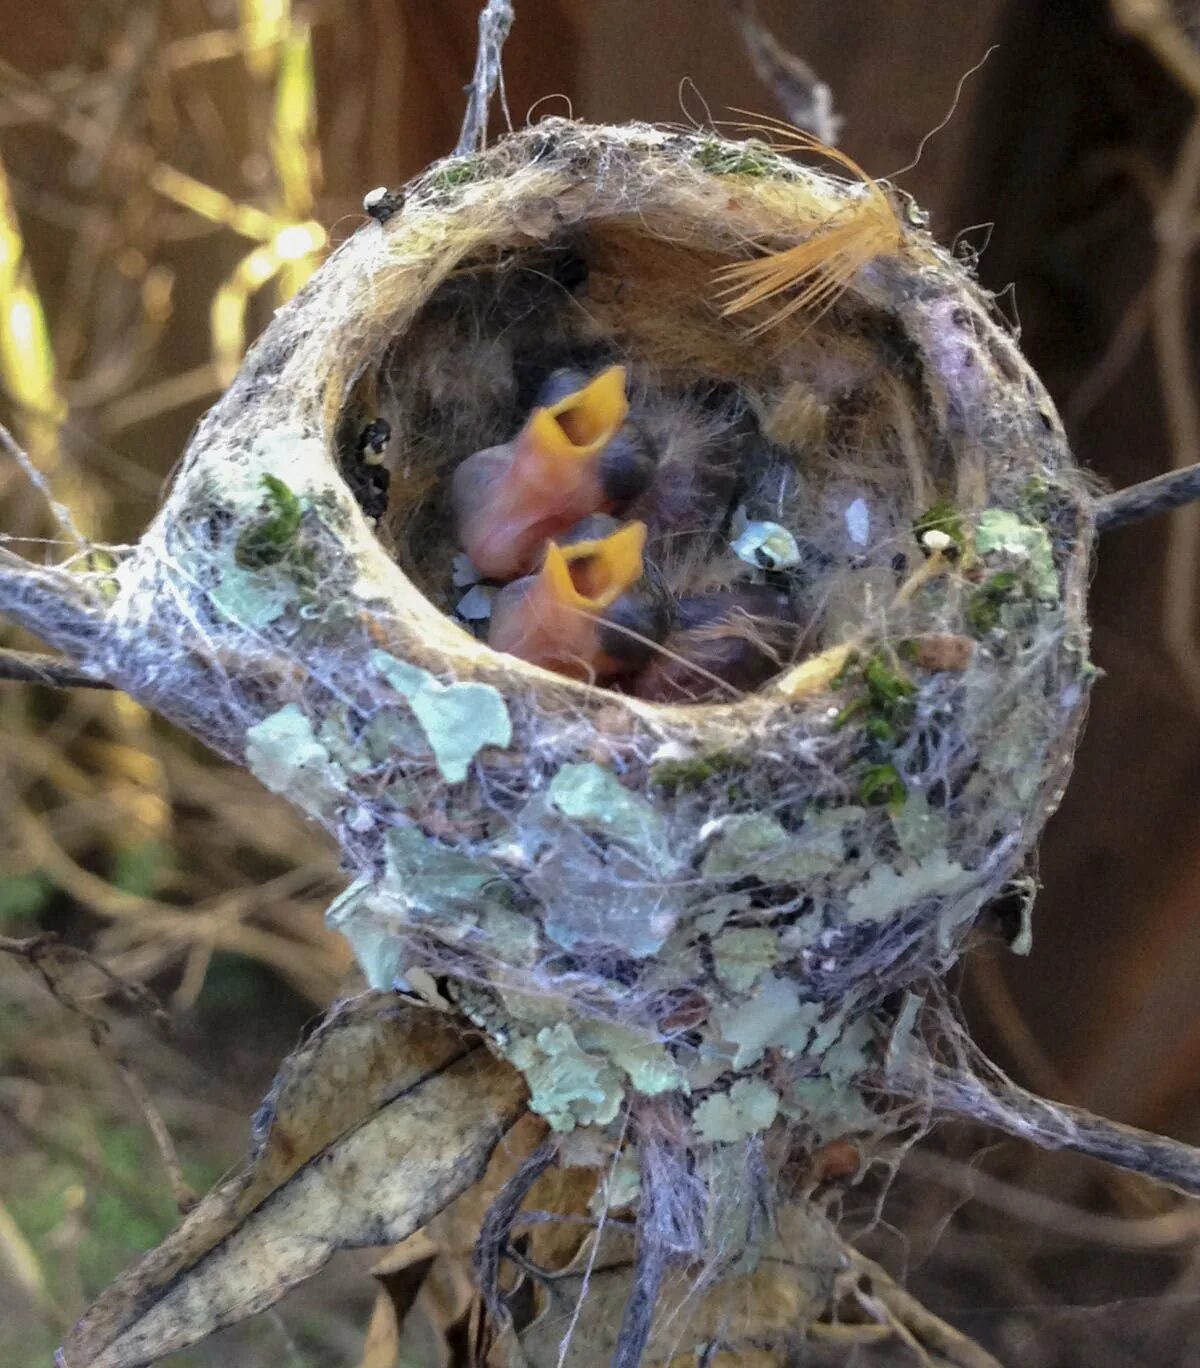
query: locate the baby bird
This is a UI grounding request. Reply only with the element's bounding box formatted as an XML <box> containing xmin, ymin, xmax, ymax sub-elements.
<box><xmin>633</xmin><ymin>584</ymin><xmax>800</xmax><ymax>704</ymax></box>
<box><xmin>629</xmin><ymin>389</ymin><xmax>751</xmax><ymax>568</ymax></box>
<box><xmin>452</xmin><ymin>365</ymin><xmax>654</xmax><ymax>580</ymax></box>
<box><xmin>488</xmin><ymin>520</ymin><xmax>669</xmax><ymax>681</ymax></box>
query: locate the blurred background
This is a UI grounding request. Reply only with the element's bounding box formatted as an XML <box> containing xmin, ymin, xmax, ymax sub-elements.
<box><xmin>1</xmin><ymin>1</ymin><xmax>1199</xmax><ymax>1364</ymax></box>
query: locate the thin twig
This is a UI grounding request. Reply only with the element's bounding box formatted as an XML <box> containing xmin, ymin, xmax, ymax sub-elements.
<box><xmin>455</xmin><ymin>0</ymin><xmax>515</xmax><ymax>158</ymax></box>
<box><xmin>901</xmin><ymin>1148</ymin><xmax>1200</xmax><ymax>1250</ymax></box>
<box><xmin>0</xmin><ymin>932</ymin><xmax>167</xmax><ymax>1025</ymax></box>
<box><xmin>0</xmin><ymin>646</ymin><xmax>113</xmax><ymax>689</ymax></box>
<box><xmin>1095</xmin><ymin>459</ymin><xmax>1200</xmax><ymax>530</ymax></box>
<box><xmin>727</xmin><ymin>0</ymin><xmax>840</xmax><ymax>145</ymax></box>
<box><xmin>0</xmin><ymin>421</ymin><xmax>86</xmax><ymax>548</ymax></box>
<box><xmin>112</xmin><ymin>1055</ymin><xmax>197</xmax><ymax>1214</ymax></box>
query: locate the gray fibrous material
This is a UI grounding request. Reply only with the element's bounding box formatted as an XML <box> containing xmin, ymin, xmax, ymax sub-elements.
<box><xmin>3</xmin><ymin>119</ymin><xmax>1094</xmax><ymax>1292</ymax></box>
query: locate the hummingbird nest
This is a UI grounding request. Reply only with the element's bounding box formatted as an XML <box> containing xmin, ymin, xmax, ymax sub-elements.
<box><xmin>59</xmin><ymin>119</ymin><xmax>1093</xmax><ymax>1327</ymax></box>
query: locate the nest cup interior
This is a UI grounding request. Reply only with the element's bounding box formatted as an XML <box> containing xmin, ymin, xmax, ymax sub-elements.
<box><xmin>335</xmin><ymin>214</ymin><xmax>939</xmax><ymax>705</ymax></box>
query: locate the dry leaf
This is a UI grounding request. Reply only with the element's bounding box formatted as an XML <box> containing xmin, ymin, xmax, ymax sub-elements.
<box><xmin>60</xmin><ymin>992</ymin><xmax>527</xmax><ymax>1368</ymax></box>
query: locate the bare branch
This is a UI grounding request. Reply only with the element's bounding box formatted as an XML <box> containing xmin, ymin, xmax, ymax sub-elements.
<box><xmin>842</xmin><ymin>1248</ymin><xmax>1004</xmax><ymax>1368</ymax></box>
<box><xmin>0</xmin><ymin>933</ymin><xmax>192</xmax><ymax>1212</ymax></box>
<box><xmin>0</xmin><ymin>541</ymin><xmax>110</xmax><ymax>663</ymax></box>
<box><xmin>474</xmin><ymin>1139</ymin><xmax>557</xmax><ymax>1323</ymax></box>
<box><xmin>911</xmin><ymin>1059</ymin><xmax>1200</xmax><ymax>1199</ymax></box>
<box><xmin>0</xmin><ymin>645</ymin><xmax>114</xmax><ymax>688</ymax></box>
<box><xmin>1096</xmin><ymin>458</ymin><xmax>1200</xmax><ymax>530</ymax></box>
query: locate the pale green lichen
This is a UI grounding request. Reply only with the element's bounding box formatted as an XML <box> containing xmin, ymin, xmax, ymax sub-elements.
<box><xmin>701</xmin><ymin>813</ymin><xmax>841</xmax><ymax>883</ymax></box>
<box><xmin>324</xmin><ymin>876</ymin><xmax>410</xmax><ymax>989</ymax></box>
<box><xmin>359</xmin><ymin>707</ymin><xmax>428</xmax><ymax>766</ymax></box>
<box><xmin>781</xmin><ymin>1015</ymin><xmax>879</xmax><ymax>1139</ymax></box>
<box><xmin>547</xmin><ymin>763</ymin><xmax>671</xmax><ymax>871</ymax></box>
<box><xmin>592</xmin><ymin>1154</ymin><xmax>641</xmax><ymax>1213</ymax></box>
<box><xmin>884</xmin><ymin>992</ymin><xmax>922</xmax><ymax>1078</ymax></box>
<box><xmin>711</xmin><ymin>927</ymin><xmax>778</xmax><ymax>993</ymax></box>
<box><xmin>693</xmin><ymin>1078</ymin><xmax>780</xmax><ymax>1143</ymax></box>
<box><xmin>371</xmin><ymin>650</ymin><xmax>511</xmax><ymax>782</ymax></box>
<box><xmin>575</xmin><ymin>1019</ymin><xmax>689</xmax><ymax>1098</ymax></box>
<box><xmin>324</xmin><ymin>833</ymin><xmax>513</xmax><ymax>979</ymax></box>
<box><xmin>244</xmin><ymin>704</ymin><xmax>348</xmax><ymax>817</ymax></box>
<box><xmin>975</xmin><ymin>509</ymin><xmax>1059</xmax><ymax>599</ymax></box>
<box><xmin>484</xmin><ymin>993</ymin><xmax>686</xmax><ymax>1130</ymax></box>
<box><xmin>479</xmin><ymin>904</ymin><xmax>541</xmax><ymax>966</ymax></box>
<box><xmin>691</xmin><ymin>894</ymin><xmax>753</xmax><ymax>938</ymax></box>
<box><xmin>314</xmin><ymin>711</ymin><xmax>376</xmax><ymax>778</ymax></box>
<box><xmin>527</xmin><ymin>820</ymin><xmax>681</xmax><ymax>957</ymax></box>
<box><xmin>507</xmin><ymin>1022</ymin><xmax>624</xmax><ymax>1132</ymax></box>
<box><xmin>208</xmin><ymin>564</ymin><xmax>292</xmax><ymax>626</ymax></box>
<box><xmin>845</xmin><ymin>850</ymin><xmax>973</xmax><ymax>926</ymax></box>
<box><xmin>714</xmin><ymin>975</ymin><xmax>821</xmax><ymax>1069</ymax></box>
<box><xmin>702</xmin><ymin>1143</ymin><xmax>766</xmax><ymax>1273</ymax></box>
<box><xmin>343</xmin><ymin>921</ymin><xmax>408</xmax><ymax>991</ymax></box>
<box><xmin>383</xmin><ymin>826</ymin><xmax>504</xmax><ymax>931</ymax></box>
<box><xmin>963</xmin><ymin>675</ymin><xmax>1048</xmax><ymax>810</ymax></box>
<box><xmin>890</xmin><ymin>789</ymin><xmax>949</xmax><ymax>862</ymax></box>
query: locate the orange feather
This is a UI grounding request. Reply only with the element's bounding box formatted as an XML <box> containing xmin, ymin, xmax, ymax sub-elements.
<box><xmin>712</xmin><ymin>118</ymin><xmax>904</xmax><ymax>333</ymax></box>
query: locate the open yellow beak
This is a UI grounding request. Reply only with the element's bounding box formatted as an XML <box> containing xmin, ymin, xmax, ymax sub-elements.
<box><xmin>540</xmin><ymin>518</ymin><xmax>647</xmax><ymax>611</ymax></box>
<box><xmin>520</xmin><ymin>365</ymin><xmax>630</xmax><ymax>470</ymax></box>
<box><xmin>487</xmin><ymin>521</ymin><xmax>648</xmax><ymax>678</ymax></box>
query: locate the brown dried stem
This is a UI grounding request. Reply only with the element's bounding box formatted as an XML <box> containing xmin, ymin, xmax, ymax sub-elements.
<box><xmin>841</xmin><ymin>1249</ymin><xmax>1004</xmax><ymax>1368</ymax></box>
<box><xmin>917</xmin><ymin>1059</ymin><xmax>1200</xmax><ymax>1199</ymax></box>
<box><xmin>1112</xmin><ymin>0</ymin><xmax>1200</xmax><ymax>100</ymax></box>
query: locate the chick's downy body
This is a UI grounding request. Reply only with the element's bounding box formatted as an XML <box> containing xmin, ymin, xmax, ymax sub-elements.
<box><xmin>633</xmin><ymin>584</ymin><xmax>800</xmax><ymax>703</ymax></box>
<box><xmin>629</xmin><ymin>389</ymin><xmax>752</xmax><ymax>572</ymax></box>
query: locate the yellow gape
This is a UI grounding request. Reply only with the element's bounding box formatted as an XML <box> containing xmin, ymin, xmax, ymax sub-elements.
<box><xmin>488</xmin><ymin>521</ymin><xmax>648</xmax><ymax>679</ymax></box>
